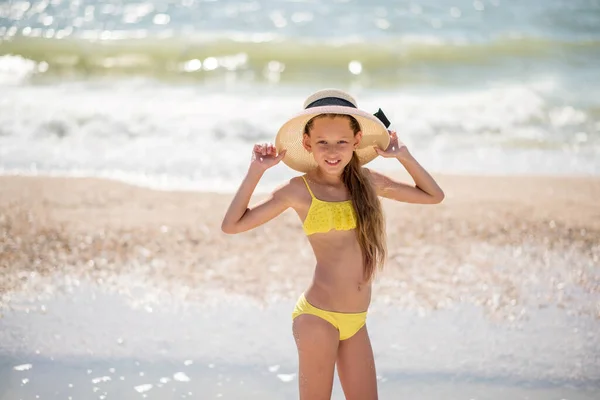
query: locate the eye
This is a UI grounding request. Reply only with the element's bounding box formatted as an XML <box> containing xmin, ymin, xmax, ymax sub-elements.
<box><xmin>317</xmin><ymin>140</ymin><xmax>327</xmax><ymax>144</ymax></box>
<box><xmin>338</xmin><ymin>140</ymin><xmax>348</xmax><ymax>144</ymax></box>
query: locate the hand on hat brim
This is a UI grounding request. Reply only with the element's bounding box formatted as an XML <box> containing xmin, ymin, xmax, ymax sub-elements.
<box><xmin>373</xmin><ymin>130</ymin><xmax>408</xmax><ymax>158</ymax></box>
<box><xmin>251</xmin><ymin>144</ymin><xmax>287</xmax><ymax>171</ymax></box>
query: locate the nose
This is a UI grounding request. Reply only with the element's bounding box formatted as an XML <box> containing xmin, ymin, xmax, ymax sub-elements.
<box><xmin>325</xmin><ymin>146</ymin><xmax>338</xmax><ymax>157</ymax></box>
<box><xmin>325</xmin><ymin>143</ymin><xmax>342</xmax><ymax>152</ymax></box>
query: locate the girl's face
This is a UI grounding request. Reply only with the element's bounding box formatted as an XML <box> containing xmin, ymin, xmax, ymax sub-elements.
<box><xmin>303</xmin><ymin>116</ymin><xmax>362</xmax><ymax>173</ymax></box>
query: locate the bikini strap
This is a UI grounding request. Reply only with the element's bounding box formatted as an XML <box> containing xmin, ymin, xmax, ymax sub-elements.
<box><xmin>301</xmin><ymin>175</ymin><xmax>315</xmax><ymax>198</ymax></box>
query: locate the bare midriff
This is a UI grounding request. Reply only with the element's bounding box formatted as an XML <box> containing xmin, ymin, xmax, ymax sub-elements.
<box><xmin>304</xmin><ymin>229</ymin><xmax>371</xmax><ymax>313</ymax></box>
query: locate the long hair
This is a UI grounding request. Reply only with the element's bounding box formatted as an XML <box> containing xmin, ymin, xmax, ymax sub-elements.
<box><xmin>304</xmin><ymin>114</ymin><xmax>387</xmax><ymax>281</ymax></box>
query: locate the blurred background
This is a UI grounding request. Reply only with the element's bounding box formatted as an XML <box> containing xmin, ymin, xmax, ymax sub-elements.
<box><xmin>1</xmin><ymin>0</ymin><xmax>599</xmax><ymax>191</ymax></box>
<box><xmin>1</xmin><ymin>2</ymin><xmax>600</xmax><ymax>399</ymax></box>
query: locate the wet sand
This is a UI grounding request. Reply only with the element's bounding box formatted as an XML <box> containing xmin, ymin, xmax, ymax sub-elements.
<box><xmin>1</xmin><ymin>284</ymin><xmax>598</xmax><ymax>399</ymax></box>
<box><xmin>1</xmin><ymin>174</ymin><xmax>599</xmax><ymax>399</ymax></box>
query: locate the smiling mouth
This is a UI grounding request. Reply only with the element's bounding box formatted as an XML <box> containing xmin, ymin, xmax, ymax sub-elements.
<box><xmin>324</xmin><ymin>159</ymin><xmax>341</xmax><ymax>166</ymax></box>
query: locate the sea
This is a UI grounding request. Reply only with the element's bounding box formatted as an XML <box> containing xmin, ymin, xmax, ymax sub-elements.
<box><xmin>0</xmin><ymin>0</ymin><xmax>599</xmax><ymax>192</ymax></box>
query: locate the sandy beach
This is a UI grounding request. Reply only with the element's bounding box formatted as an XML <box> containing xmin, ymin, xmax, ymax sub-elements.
<box><xmin>1</xmin><ymin>173</ymin><xmax>599</xmax><ymax>314</ymax></box>
<box><xmin>1</xmin><ymin>173</ymin><xmax>599</xmax><ymax>399</ymax></box>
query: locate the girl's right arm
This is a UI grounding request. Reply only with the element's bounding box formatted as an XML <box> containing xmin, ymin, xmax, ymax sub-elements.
<box><xmin>221</xmin><ymin>143</ymin><xmax>290</xmax><ymax>234</ymax></box>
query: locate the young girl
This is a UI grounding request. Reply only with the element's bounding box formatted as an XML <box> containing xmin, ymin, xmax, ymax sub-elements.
<box><xmin>222</xmin><ymin>89</ymin><xmax>444</xmax><ymax>400</ymax></box>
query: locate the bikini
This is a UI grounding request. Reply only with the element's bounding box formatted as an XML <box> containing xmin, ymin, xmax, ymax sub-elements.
<box><xmin>300</xmin><ymin>175</ymin><xmax>357</xmax><ymax>236</ymax></box>
<box><xmin>291</xmin><ymin>175</ymin><xmax>367</xmax><ymax>341</ymax></box>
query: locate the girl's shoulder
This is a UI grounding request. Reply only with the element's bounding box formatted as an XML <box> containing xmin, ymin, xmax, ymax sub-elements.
<box><xmin>289</xmin><ymin>175</ymin><xmax>312</xmax><ymax>199</ymax></box>
<box><xmin>272</xmin><ymin>175</ymin><xmax>311</xmax><ymax>207</ymax></box>
<box><xmin>279</xmin><ymin>175</ymin><xmax>307</xmax><ymax>191</ymax></box>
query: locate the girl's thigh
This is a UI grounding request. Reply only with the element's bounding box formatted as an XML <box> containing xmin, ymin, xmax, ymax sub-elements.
<box><xmin>292</xmin><ymin>314</ymin><xmax>340</xmax><ymax>400</ymax></box>
<box><xmin>336</xmin><ymin>325</ymin><xmax>378</xmax><ymax>400</ymax></box>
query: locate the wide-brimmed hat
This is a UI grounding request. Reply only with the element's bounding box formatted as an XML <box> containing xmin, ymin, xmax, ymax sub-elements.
<box><xmin>275</xmin><ymin>89</ymin><xmax>390</xmax><ymax>173</ymax></box>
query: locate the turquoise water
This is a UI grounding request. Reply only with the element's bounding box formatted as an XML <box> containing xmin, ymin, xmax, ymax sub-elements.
<box><xmin>1</xmin><ymin>0</ymin><xmax>600</xmax><ymax>87</ymax></box>
<box><xmin>0</xmin><ymin>1</ymin><xmax>599</xmax><ymax>188</ymax></box>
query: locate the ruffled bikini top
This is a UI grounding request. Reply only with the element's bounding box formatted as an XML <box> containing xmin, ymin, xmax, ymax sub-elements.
<box><xmin>301</xmin><ymin>176</ymin><xmax>357</xmax><ymax>236</ymax></box>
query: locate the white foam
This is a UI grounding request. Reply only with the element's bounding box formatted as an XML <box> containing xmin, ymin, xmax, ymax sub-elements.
<box><xmin>268</xmin><ymin>364</ymin><xmax>280</xmax><ymax>372</ymax></box>
<box><xmin>0</xmin><ymin>55</ymin><xmax>46</xmax><ymax>85</ymax></box>
<box><xmin>276</xmin><ymin>373</ymin><xmax>296</xmax><ymax>382</ymax></box>
<box><xmin>134</xmin><ymin>384</ymin><xmax>153</xmax><ymax>393</ymax></box>
<box><xmin>173</xmin><ymin>372</ymin><xmax>190</xmax><ymax>382</ymax></box>
<box><xmin>13</xmin><ymin>364</ymin><xmax>32</xmax><ymax>371</ymax></box>
<box><xmin>91</xmin><ymin>376</ymin><xmax>111</xmax><ymax>384</ymax></box>
<box><xmin>0</xmin><ymin>81</ymin><xmax>598</xmax><ymax>193</ymax></box>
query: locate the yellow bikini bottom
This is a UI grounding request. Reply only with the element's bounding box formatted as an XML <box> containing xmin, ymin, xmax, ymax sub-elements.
<box><xmin>292</xmin><ymin>293</ymin><xmax>367</xmax><ymax>341</ymax></box>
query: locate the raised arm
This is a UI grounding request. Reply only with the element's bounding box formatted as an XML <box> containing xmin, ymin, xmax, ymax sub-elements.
<box><xmin>221</xmin><ymin>143</ymin><xmax>290</xmax><ymax>234</ymax></box>
<box><xmin>369</xmin><ymin>130</ymin><xmax>444</xmax><ymax>204</ymax></box>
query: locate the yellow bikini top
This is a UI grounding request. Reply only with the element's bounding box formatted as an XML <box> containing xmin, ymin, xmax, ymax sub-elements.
<box><xmin>301</xmin><ymin>176</ymin><xmax>357</xmax><ymax>236</ymax></box>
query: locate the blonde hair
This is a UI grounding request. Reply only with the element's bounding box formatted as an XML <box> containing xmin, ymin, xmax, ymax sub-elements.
<box><xmin>304</xmin><ymin>114</ymin><xmax>387</xmax><ymax>281</ymax></box>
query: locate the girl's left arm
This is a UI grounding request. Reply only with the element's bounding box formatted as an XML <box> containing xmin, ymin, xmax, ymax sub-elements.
<box><xmin>369</xmin><ymin>130</ymin><xmax>445</xmax><ymax>204</ymax></box>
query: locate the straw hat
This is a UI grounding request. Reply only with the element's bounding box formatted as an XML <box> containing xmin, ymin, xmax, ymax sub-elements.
<box><xmin>275</xmin><ymin>89</ymin><xmax>391</xmax><ymax>173</ymax></box>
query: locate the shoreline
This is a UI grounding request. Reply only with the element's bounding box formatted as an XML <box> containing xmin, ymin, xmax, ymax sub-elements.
<box><xmin>1</xmin><ymin>173</ymin><xmax>598</xmax><ymax>318</ymax></box>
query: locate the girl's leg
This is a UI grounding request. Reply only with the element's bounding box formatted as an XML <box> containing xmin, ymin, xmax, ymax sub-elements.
<box><xmin>336</xmin><ymin>325</ymin><xmax>378</xmax><ymax>400</ymax></box>
<box><xmin>292</xmin><ymin>314</ymin><xmax>339</xmax><ymax>400</ymax></box>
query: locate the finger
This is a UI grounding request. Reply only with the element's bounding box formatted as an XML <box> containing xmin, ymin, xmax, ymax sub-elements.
<box><xmin>275</xmin><ymin>149</ymin><xmax>287</xmax><ymax>161</ymax></box>
<box><xmin>261</xmin><ymin>144</ymin><xmax>267</xmax><ymax>156</ymax></box>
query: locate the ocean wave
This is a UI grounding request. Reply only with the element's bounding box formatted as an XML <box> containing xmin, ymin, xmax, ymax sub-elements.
<box><xmin>1</xmin><ymin>80</ymin><xmax>598</xmax><ymax>188</ymax></box>
<box><xmin>0</xmin><ymin>34</ymin><xmax>598</xmax><ymax>82</ymax></box>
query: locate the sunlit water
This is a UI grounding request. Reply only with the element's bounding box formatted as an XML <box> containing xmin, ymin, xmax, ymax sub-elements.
<box><xmin>1</xmin><ymin>0</ymin><xmax>599</xmax><ymax>190</ymax></box>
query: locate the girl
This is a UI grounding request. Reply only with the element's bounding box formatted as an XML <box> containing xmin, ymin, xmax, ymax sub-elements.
<box><xmin>222</xmin><ymin>89</ymin><xmax>444</xmax><ymax>400</ymax></box>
